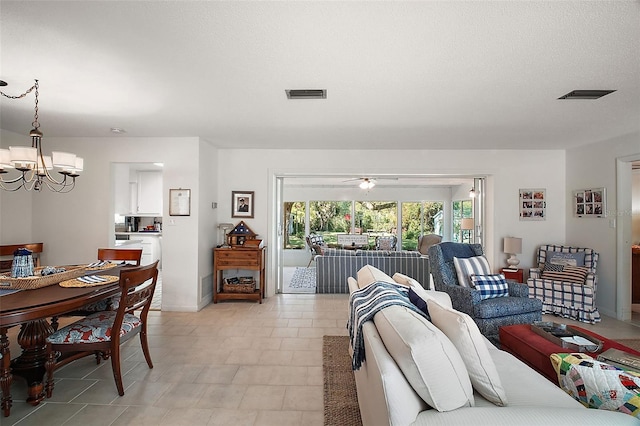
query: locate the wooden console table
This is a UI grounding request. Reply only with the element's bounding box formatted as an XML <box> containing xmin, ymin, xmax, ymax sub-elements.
<box><xmin>213</xmin><ymin>246</ymin><xmax>266</xmax><ymax>304</ymax></box>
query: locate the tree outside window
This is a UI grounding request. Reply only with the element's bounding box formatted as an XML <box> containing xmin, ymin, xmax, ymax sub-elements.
<box><xmin>283</xmin><ymin>201</ymin><xmax>306</xmax><ymax>249</ymax></box>
<box><xmin>401</xmin><ymin>201</ymin><xmax>444</xmax><ymax>250</ymax></box>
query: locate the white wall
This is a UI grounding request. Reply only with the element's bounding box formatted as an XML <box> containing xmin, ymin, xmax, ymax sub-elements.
<box><xmin>565</xmin><ymin>131</ymin><xmax>640</xmax><ymax>318</ymax></box>
<box><xmin>218</xmin><ymin>148</ymin><xmax>567</xmax><ymax>297</ymax></box>
<box><xmin>0</xmin><ymin>130</ymin><xmax>33</xmax><ymax>243</ymax></box>
<box><xmin>196</xmin><ymin>139</ymin><xmax>218</xmax><ymax>309</ymax></box>
<box><xmin>633</xmin><ymin>170</ymin><xmax>640</xmax><ymax>244</ymax></box>
<box><xmin>0</xmin><ymin>133</ymin><xmax>212</xmax><ymax>312</ymax></box>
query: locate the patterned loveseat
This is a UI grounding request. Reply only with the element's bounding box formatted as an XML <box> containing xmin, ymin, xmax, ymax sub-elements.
<box><xmin>315</xmin><ymin>248</ymin><xmax>429</xmax><ymax>293</ymax></box>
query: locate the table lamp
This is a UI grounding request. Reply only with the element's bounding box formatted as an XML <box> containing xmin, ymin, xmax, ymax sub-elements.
<box><xmin>503</xmin><ymin>237</ymin><xmax>523</xmax><ymax>269</ymax></box>
<box><xmin>218</xmin><ymin>222</ymin><xmax>234</xmax><ymax>247</ymax></box>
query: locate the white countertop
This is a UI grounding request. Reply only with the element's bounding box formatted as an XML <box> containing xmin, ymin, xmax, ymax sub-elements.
<box><xmin>115</xmin><ymin>232</ymin><xmax>162</xmax><ymax>236</ymax></box>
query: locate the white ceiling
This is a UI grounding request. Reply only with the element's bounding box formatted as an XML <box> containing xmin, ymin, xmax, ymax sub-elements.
<box><xmin>1</xmin><ymin>1</ymin><xmax>638</xmax><ymax>151</ymax></box>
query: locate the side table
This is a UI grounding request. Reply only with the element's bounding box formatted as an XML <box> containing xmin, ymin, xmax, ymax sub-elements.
<box><xmin>213</xmin><ymin>246</ymin><xmax>266</xmax><ymax>304</ymax></box>
<box><xmin>500</xmin><ymin>268</ymin><xmax>524</xmax><ymax>283</ymax></box>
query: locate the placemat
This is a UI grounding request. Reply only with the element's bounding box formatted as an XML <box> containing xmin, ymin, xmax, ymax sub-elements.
<box><xmin>86</xmin><ymin>261</ymin><xmax>119</xmax><ymax>271</ymax></box>
<box><xmin>60</xmin><ymin>275</ymin><xmax>119</xmax><ymax>287</ymax></box>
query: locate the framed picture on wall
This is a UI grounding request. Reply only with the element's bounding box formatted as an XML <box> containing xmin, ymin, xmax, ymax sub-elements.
<box><xmin>519</xmin><ymin>188</ymin><xmax>546</xmax><ymax>221</ymax></box>
<box><xmin>169</xmin><ymin>188</ymin><xmax>191</xmax><ymax>216</ymax></box>
<box><xmin>574</xmin><ymin>187</ymin><xmax>606</xmax><ymax>217</ymax></box>
<box><xmin>232</xmin><ymin>191</ymin><xmax>255</xmax><ymax>218</ymax></box>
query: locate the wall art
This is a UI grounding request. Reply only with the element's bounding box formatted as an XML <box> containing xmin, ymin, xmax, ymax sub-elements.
<box><xmin>519</xmin><ymin>188</ymin><xmax>546</xmax><ymax>221</ymax></box>
<box><xmin>574</xmin><ymin>187</ymin><xmax>606</xmax><ymax>217</ymax></box>
<box><xmin>169</xmin><ymin>188</ymin><xmax>191</xmax><ymax>216</ymax></box>
<box><xmin>232</xmin><ymin>191</ymin><xmax>254</xmax><ymax>218</ymax></box>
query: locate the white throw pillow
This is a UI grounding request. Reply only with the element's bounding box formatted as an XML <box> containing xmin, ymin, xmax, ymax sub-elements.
<box><xmin>392</xmin><ymin>272</ymin><xmax>418</xmax><ymax>287</ymax></box>
<box><xmin>453</xmin><ymin>256</ymin><xmax>491</xmax><ymax>287</ymax></box>
<box><xmin>357</xmin><ymin>264</ymin><xmax>397</xmax><ymax>289</ymax></box>
<box><xmin>427</xmin><ymin>299</ymin><xmax>508</xmax><ymax>406</ymax></box>
<box><xmin>373</xmin><ymin>305</ymin><xmax>474</xmax><ymax>411</ymax></box>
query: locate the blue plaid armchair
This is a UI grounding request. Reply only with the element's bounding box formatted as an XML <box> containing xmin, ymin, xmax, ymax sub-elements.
<box><xmin>428</xmin><ymin>242</ymin><xmax>542</xmax><ymax>345</ymax></box>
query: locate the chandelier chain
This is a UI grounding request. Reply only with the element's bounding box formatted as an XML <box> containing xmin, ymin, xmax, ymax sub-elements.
<box><xmin>32</xmin><ymin>80</ymin><xmax>40</xmax><ymax>129</ymax></box>
<box><xmin>0</xmin><ymin>81</ymin><xmax>37</xmax><ymax>100</ymax></box>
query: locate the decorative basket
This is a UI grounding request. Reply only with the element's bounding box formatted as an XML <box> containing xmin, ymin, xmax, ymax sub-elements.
<box><xmin>223</xmin><ymin>278</ymin><xmax>256</xmax><ymax>293</ymax></box>
<box><xmin>0</xmin><ymin>265</ymin><xmax>87</xmax><ymax>290</ymax></box>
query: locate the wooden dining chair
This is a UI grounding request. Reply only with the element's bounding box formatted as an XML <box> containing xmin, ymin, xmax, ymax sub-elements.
<box><xmin>44</xmin><ymin>260</ymin><xmax>159</xmax><ymax>397</ymax></box>
<box><xmin>97</xmin><ymin>248</ymin><xmax>142</xmax><ymax>265</ymax></box>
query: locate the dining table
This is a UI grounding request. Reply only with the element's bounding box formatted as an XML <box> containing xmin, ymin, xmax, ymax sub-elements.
<box><xmin>0</xmin><ymin>265</ymin><xmax>125</xmax><ymax>417</ymax></box>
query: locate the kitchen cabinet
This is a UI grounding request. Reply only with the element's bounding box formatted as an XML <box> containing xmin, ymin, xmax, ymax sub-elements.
<box><xmin>139</xmin><ymin>235</ymin><xmax>161</xmax><ymax>266</ymax></box>
<box><xmin>114</xmin><ymin>163</ymin><xmax>132</xmax><ymax>214</ymax></box>
<box><xmin>137</xmin><ymin>171</ymin><xmax>162</xmax><ymax>215</ymax></box>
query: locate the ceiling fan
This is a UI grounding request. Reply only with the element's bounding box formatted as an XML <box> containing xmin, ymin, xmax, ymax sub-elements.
<box><xmin>343</xmin><ymin>177</ymin><xmax>398</xmax><ymax>189</ymax></box>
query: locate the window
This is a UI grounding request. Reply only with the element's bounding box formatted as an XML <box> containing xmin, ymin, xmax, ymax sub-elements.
<box><xmin>452</xmin><ymin>200</ymin><xmax>473</xmax><ymax>243</ymax></box>
<box><xmin>309</xmin><ymin>201</ymin><xmax>352</xmax><ymax>245</ymax></box>
<box><xmin>283</xmin><ymin>201</ymin><xmax>306</xmax><ymax>249</ymax></box>
<box><xmin>401</xmin><ymin>201</ymin><xmax>444</xmax><ymax>250</ymax></box>
<box><xmin>355</xmin><ymin>201</ymin><xmax>397</xmax><ymax>247</ymax></box>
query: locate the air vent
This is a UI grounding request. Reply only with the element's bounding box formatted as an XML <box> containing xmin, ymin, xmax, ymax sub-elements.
<box><xmin>558</xmin><ymin>90</ymin><xmax>616</xmax><ymax>100</ymax></box>
<box><xmin>285</xmin><ymin>89</ymin><xmax>327</xmax><ymax>99</ymax></box>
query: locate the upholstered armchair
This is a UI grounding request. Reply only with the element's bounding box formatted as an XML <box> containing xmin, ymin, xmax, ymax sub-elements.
<box><xmin>417</xmin><ymin>234</ymin><xmax>442</xmax><ymax>255</ymax></box>
<box><xmin>527</xmin><ymin>244</ymin><xmax>600</xmax><ymax>324</ymax></box>
<box><xmin>428</xmin><ymin>242</ymin><xmax>542</xmax><ymax>344</ymax></box>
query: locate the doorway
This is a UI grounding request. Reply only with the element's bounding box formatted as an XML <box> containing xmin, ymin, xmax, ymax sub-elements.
<box><xmin>111</xmin><ymin>162</ymin><xmax>164</xmax><ymax>310</ymax></box>
<box><xmin>273</xmin><ymin>174</ymin><xmax>482</xmax><ymax>294</ymax></box>
<box><xmin>615</xmin><ymin>155</ymin><xmax>640</xmax><ymax>324</ymax></box>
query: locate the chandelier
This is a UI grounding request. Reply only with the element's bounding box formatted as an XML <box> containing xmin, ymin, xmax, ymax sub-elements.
<box><xmin>0</xmin><ymin>79</ymin><xmax>83</xmax><ymax>192</ymax></box>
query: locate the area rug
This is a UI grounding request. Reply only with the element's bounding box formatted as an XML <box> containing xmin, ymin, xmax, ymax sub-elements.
<box><xmin>323</xmin><ymin>335</ymin><xmax>362</xmax><ymax>426</ymax></box>
<box><xmin>287</xmin><ymin>267</ymin><xmax>316</xmax><ymax>293</ymax></box>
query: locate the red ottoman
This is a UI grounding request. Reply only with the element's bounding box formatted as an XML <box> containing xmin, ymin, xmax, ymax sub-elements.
<box><xmin>499</xmin><ymin>324</ymin><xmax>640</xmax><ymax>383</ymax></box>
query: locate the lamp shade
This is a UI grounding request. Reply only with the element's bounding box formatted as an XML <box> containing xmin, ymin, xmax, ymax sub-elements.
<box><xmin>460</xmin><ymin>218</ymin><xmax>474</xmax><ymax>230</ymax></box>
<box><xmin>503</xmin><ymin>237</ymin><xmax>522</xmax><ymax>254</ymax></box>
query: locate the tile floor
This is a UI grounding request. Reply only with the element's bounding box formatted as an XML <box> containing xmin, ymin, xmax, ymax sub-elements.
<box><xmin>3</xmin><ymin>289</ymin><xmax>640</xmax><ymax>425</ymax></box>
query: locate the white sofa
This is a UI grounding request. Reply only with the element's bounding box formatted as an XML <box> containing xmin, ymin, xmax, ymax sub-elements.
<box><xmin>347</xmin><ymin>267</ymin><xmax>640</xmax><ymax>426</ymax></box>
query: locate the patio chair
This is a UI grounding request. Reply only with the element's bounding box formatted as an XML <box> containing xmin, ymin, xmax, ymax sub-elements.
<box><xmin>375</xmin><ymin>235</ymin><xmax>397</xmax><ymax>251</ymax></box>
<box><xmin>305</xmin><ymin>234</ymin><xmax>327</xmax><ymax>267</ymax></box>
<box><xmin>428</xmin><ymin>242</ymin><xmax>542</xmax><ymax>345</ymax></box>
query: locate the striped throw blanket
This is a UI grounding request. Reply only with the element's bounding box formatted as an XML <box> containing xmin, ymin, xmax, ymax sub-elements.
<box><xmin>347</xmin><ymin>281</ymin><xmax>427</xmax><ymax>370</ymax></box>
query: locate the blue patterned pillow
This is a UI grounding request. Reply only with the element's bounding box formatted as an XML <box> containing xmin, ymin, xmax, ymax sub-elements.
<box><xmin>470</xmin><ymin>274</ymin><xmax>509</xmax><ymax>300</ymax></box>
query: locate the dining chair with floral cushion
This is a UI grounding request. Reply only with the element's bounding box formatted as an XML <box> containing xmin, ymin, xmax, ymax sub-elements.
<box><xmin>44</xmin><ymin>261</ymin><xmax>159</xmax><ymax>397</ymax></box>
<box><xmin>52</xmin><ymin>248</ymin><xmax>144</xmax><ymax>324</ymax></box>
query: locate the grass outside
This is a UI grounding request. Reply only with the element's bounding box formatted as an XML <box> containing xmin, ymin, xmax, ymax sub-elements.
<box><xmin>286</xmin><ymin>233</ymin><xmax>418</xmax><ymax>251</ymax></box>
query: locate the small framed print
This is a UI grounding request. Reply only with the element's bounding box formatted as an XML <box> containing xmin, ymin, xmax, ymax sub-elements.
<box><xmin>232</xmin><ymin>191</ymin><xmax>254</xmax><ymax>218</ymax></box>
<box><xmin>574</xmin><ymin>187</ymin><xmax>606</xmax><ymax>218</ymax></box>
<box><xmin>519</xmin><ymin>188</ymin><xmax>546</xmax><ymax>221</ymax></box>
<box><xmin>169</xmin><ymin>188</ymin><xmax>191</xmax><ymax>216</ymax></box>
